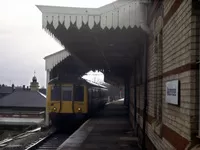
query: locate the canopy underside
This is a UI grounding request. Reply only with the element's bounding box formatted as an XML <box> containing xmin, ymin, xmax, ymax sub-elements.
<box><xmin>38</xmin><ymin>0</ymin><xmax>150</xmax><ymax>85</ymax></box>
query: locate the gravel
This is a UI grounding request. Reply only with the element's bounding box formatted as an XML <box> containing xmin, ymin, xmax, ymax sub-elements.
<box><xmin>0</xmin><ymin>130</ymin><xmax>21</xmax><ymax>141</ymax></box>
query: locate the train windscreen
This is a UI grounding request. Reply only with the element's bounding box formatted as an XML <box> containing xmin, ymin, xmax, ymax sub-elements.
<box><xmin>62</xmin><ymin>86</ymin><xmax>73</xmax><ymax>101</ymax></box>
<box><xmin>51</xmin><ymin>86</ymin><xmax>61</xmax><ymax>101</ymax></box>
<box><xmin>51</xmin><ymin>85</ymin><xmax>73</xmax><ymax>101</ymax></box>
<box><xmin>74</xmin><ymin>85</ymin><xmax>84</xmax><ymax>101</ymax></box>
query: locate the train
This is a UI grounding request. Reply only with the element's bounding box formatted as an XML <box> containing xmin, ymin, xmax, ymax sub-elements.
<box><xmin>46</xmin><ymin>76</ymin><xmax>108</xmax><ymax>128</ymax></box>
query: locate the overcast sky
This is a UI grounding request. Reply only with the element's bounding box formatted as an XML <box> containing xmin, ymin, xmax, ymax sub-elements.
<box><xmin>0</xmin><ymin>0</ymin><xmax>115</xmax><ymax>87</ymax></box>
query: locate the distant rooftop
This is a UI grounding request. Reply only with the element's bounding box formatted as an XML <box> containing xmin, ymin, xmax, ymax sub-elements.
<box><xmin>0</xmin><ymin>90</ymin><xmax>46</xmax><ymax>108</ymax></box>
<box><xmin>0</xmin><ymin>86</ymin><xmax>13</xmax><ymax>94</ymax></box>
<box><xmin>39</xmin><ymin>88</ymin><xmax>46</xmax><ymax>95</ymax></box>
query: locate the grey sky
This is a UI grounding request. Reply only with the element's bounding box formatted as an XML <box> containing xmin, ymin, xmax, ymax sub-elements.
<box><xmin>0</xmin><ymin>0</ymin><xmax>115</xmax><ymax>87</ymax></box>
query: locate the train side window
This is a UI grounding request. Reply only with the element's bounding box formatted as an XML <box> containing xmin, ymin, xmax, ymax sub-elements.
<box><xmin>92</xmin><ymin>89</ymin><xmax>96</xmax><ymax>98</ymax></box>
<box><xmin>74</xmin><ymin>86</ymin><xmax>84</xmax><ymax>101</ymax></box>
<box><xmin>94</xmin><ymin>90</ymin><xmax>97</xmax><ymax>97</ymax></box>
<box><xmin>62</xmin><ymin>86</ymin><xmax>73</xmax><ymax>101</ymax></box>
<box><xmin>96</xmin><ymin>90</ymin><xmax>99</xmax><ymax>97</ymax></box>
<box><xmin>51</xmin><ymin>86</ymin><xmax>61</xmax><ymax>101</ymax></box>
<box><xmin>98</xmin><ymin>89</ymin><xmax>101</xmax><ymax>97</ymax></box>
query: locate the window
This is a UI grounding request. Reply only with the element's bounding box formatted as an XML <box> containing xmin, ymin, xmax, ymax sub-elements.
<box><xmin>51</xmin><ymin>86</ymin><xmax>61</xmax><ymax>101</ymax></box>
<box><xmin>74</xmin><ymin>86</ymin><xmax>84</xmax><ymax>101</ymax></box>
<box><xmin>62</xmin><ymin>86</ymin><xmax>73</xmax><ymax>101</ymax></box>
<box><xmin>92</xmin><ymin>89</ymin><xmax>96</xmax><ymax>98</ymax></box>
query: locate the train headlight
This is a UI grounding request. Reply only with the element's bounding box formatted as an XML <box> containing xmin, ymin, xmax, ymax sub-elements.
<box><xmin>53</xmin><ymin>107</ymin><xmax>57</xmax><ymax>112</ymax></box>
<box><xmin>78</xmin><ymin>107</ymin><xmax>82</xmax><ymax>112</ymax></box>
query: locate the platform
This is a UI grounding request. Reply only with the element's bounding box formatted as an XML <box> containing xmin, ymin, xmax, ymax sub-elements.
<box><xmin>58</xmin><ymin>100</ymin><xmax>139</xmax><ymax>150</ymax></box>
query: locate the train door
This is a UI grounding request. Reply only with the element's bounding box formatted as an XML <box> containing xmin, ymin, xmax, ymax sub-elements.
<box><xmin>61</xmin><ymin>85</ymin><xmax>73</xmax><ymax>113</ymax></box>
<box><xmin>50</xmin><ymin>84</ymin><xmax>73</xmax><ymax>113</ymax></box>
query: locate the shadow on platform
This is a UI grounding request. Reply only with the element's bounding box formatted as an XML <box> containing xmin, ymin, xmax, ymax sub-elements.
<box><xmin>58</xmin><ymin>100</ymin><xmax>139</xmax><ymax>150</ymax></box>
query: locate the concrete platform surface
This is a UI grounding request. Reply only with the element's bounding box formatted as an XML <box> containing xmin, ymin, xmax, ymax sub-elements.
<box><xmin>58</xmin><ymin>100</ymin><xmax>139</xmax><ymax>150</ymax></box>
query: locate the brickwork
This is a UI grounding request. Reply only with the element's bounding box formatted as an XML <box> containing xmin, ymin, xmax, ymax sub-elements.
<box><xmin>139</xmin><ymin>85</ymin><xmax>144</xmax><ymax>111</ymax></box>
<box><xmin>129</xmin><ymin>0</ymin><xmax>200</xmax><ymax>149</ymax></box>
<box><xmin>163</xmin><ymin>70</ymin><xmax>198</xmax><ymax>140</ymax></box>
<box><xmin>162</xmin><ymin>0</ymin><xmax>199</xmax><ymax>142</ymax></box>
<box><xmin>148</xmin><ymin>43</ymin><xmax>156</xmax><ymax>79</ymax></box>
<box><xmin>147</xmin><ymin>80</ymin><xmax>156</xmax><ymax>118</ymax></box>
<box><xmin>163</xmin><ymin>0</ymin><xmax>175</xmax><ymax>17</ymax></box>
<box><xmin>146</xmin><ymin>122</ymin><xmax>175</xmax><ymax>150</ymax></box>
<box><xmin>163</xmin><ymin>0</ymin><xmax>194</xmax><ymax>73</ymax></box>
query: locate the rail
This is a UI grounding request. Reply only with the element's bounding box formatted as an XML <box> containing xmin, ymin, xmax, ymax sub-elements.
<box><xmin>0</xmin><ymin>126</ymin><xmax>42</xmax><ymax>147</ymax></box>
<box><xmin>25</xmin><ymin>131</ymin><xmax>68</xmax><ymax>150</ymax></box>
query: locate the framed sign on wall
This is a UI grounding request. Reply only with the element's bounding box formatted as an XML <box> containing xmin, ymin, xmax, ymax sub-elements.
<box><xmin>165</xmin><ymin>80</ymin><xmax>180</xmax><ymax>105</ymax></box>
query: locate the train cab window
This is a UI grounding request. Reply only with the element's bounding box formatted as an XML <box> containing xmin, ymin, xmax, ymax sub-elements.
<box><xmin>51</xmin><ymin>86</ymin><xmax>61</xmax><ymax>101</ymax></box>
<box><xmin>74</xmin><ymin>86</ymin><xmax>84</xmax><ymax>101</ymax></box>
<box><xmin>62</xmin><ymin>86</ymin><xmax>73</xmax><ymax>101</ymax></box>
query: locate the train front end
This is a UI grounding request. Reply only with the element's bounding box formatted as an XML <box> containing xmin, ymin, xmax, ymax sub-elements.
<box><xmin>47</xmin><ymin>83</ymin><xmax>88</xmax><ymax>128</ymax></box>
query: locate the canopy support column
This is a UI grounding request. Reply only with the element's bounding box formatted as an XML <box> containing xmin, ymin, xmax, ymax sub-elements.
<box><xmin>45</xmin><ymin>70</ymin><xmax>50</xmax><ymax>126</ymax></box>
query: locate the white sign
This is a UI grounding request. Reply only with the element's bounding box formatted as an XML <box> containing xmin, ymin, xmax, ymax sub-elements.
<box><xmin>165</xmin><ymin>80</ymin><xmax>179</xmax><ymax>105</ymax></box>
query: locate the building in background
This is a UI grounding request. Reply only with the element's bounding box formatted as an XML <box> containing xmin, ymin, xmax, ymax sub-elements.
<box><xmin>30</xmin><ymin>74</ymin><xmax>39</xmax><ymax>91</ymax></box>
<box><xmin>0</xmin><ymin>75</ymin><xmax>46</xmax><ymax>126</ymax></box>
<box><xmin>0</xmin><ymin>85</ymin><xmax>14</xmax><ymax>99</ymax></box>
<box><xmin>39</xmin><ymin>88</ymin><xmax>46</xmax><ymax>95</ymax></box>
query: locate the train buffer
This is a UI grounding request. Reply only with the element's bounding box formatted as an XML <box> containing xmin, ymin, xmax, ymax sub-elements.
<box><xmin>57</xmin><ymin>100</ymin><xmax>139</xmax><ymax>150</ymax></box>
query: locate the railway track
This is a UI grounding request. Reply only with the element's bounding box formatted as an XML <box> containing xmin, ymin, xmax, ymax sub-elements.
<box><xmin>24</xmin><ymin>123</ymin><xmax>84</xmax><ymax>150</ymax></box>
<box><xmin>25</xmin><ymin>131</ymin><xmax>69</xmax><ymax>150</ymax></box>
<box><xmin>0</xmin><ymin>127</ymin><xmax>42</xmax><ymax>147</ymax></box>
<box><xmin>0</xmin><ymin>120</ymin><xmax>85</xmax><ymax>149</ymax></box>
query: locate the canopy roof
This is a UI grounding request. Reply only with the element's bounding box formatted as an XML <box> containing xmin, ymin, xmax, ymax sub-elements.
<box><xmin>44</xmin><ymin>50</ymin><xmax>90</xmax><ymax>79</ymax></box>
<box><xmin>38</xmin><ymin>0</ymin><xmax>150</xmax><ymax>84</ymax></box>
<box><xmin>44</xmin><ymin>49</ymin><xmax>70</xmax><ymax>71</ymax></box>
<box><xmin>37</xmin><ymin>0</ymin><xmax>149</xmax><ymax>31</ymax></box>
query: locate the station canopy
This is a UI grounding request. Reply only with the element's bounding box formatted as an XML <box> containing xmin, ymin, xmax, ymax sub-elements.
<box><xmin>37</xmin><ymin>0</ymin><xmax>150</xmax><ymax>85</ymax></box>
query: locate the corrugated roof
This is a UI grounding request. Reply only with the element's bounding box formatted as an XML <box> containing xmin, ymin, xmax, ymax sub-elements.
<box><xmin>0</xmin><ymin>91</ymin><xmax>46</xmax><ymax>108</ymax></box>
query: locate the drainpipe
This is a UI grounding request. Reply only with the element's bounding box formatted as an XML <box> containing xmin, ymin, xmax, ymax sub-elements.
<box><xmin>142</xmin><ymin>37</ymin><xmax>148</xmax><ymax>150</ymax></box>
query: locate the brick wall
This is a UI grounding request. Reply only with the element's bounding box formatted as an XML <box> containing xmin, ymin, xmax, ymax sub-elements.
<box><xmin>162</xmin><ymin>0</ymin><xmax>199</xmax><ymax>141</ymax></box>
<box><xmin>129</xmin><ymin>0</ymin><xmax>200</xmax><ymax>149</ymax></box>
<box><xmin>163</xmin><ymin>70</ymin><xmax>198</xmax><ymax>140</ymax></box>
<box><xmin>163</xmin><ymin>0</ymin><xmax>193</xmax><ymax>72</ymax></box>
<box><xmin>163</xmin><ymin>0</ymin><xmax>175</xmax><ymax>17</ymax></box>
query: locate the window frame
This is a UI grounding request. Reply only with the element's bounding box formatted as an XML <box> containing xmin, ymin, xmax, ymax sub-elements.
<box><xmin>51</xmin><ymin>85</ymin><xmax>61</xmax><ymax>101</ymax></box>
<box><xmin>61</xmin><ymin>86</ymin><xmax>73</xmax><ymax>101</ymax></box>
